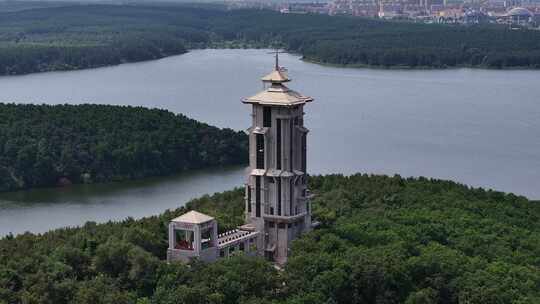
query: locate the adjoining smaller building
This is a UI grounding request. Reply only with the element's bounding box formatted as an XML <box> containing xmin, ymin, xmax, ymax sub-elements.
<box><xmin>167</xmin><ymin>210</ymin><xmax>261</xmax><ymax>263</ymax></box>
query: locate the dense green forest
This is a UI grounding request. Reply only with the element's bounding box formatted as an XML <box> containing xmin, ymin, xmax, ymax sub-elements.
<box><xmin>0</xmin><ymin>103</ymin><xmax>247</xmax><ymax>192</ymax></box>
<box><xmin>0</xmin><ymin>4</ymin><xmax>540</xmax><ymax>74</ymax></box>
<box><xmin>1</xmin><ymin>174</ymin><xmax>539</xmax><ymax>303</ymax></box>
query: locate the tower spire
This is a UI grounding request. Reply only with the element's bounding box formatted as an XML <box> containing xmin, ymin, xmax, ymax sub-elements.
<box><xmin>261</xmin><ymin>50</ymin><xmax>291</xmax><ymax>84</ymax></box>
<box><xmin>269</xmin><ymin>49</ymin><xmax>286</xmax><ymax>71</ymax></box>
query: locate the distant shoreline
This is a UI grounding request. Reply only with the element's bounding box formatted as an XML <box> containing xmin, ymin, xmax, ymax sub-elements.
<box><xmin>0</xmin><ymin>4</ymin><xmax>540</xmax><ymax>76</ymax></box>
<box><xmin>3</xmin><ymin>46</ymin><xmax>540</xmax><ymax>79</ymax></box>
<box><xmin>301</xmin><ymin>56</ymin><xmax>540</xmax><ymax>71</ymax></box>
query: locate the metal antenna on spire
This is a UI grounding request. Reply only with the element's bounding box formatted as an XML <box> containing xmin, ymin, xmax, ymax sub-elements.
<box><xmin>268</xmin><ymin>49</ymin><xmax>286</xmax><ymax>71</ymax></box>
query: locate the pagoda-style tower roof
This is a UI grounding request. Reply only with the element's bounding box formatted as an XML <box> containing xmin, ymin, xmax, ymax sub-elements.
<box><xmin>242</xmin><ymin>57</ymin><xmax>313</xmax><ymax>106</ymax></box>
<box><xmin>242</xmin><ymin>84</ymin><xmax>313</xmax><ymax>106</ymax></box>
<box><xmin>261</xmin><ymin>69</ymin><xmax>290</xmax><ymax>83</ymax></box>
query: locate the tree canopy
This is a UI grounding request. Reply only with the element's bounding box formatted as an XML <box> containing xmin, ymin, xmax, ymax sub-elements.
<box><xmin>0</xmin><ymin>4</ymin><xmax>539</xmax><ymax>74</ymax></box>
<box><xmin>1</xmin><ymin>174</ymin><xmax>539</xmax><ymax>303</ymax></box>
<box><xmin>0</xmin><ymin>103</ymin><xmax>247</xmax><ymax>192</ymax></box>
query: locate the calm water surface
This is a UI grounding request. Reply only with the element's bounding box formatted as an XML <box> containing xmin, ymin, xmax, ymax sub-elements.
<box><xmin>1</xmin><ymin>49</ymin><xmax>539</xmax><ymax>236</ymax></box>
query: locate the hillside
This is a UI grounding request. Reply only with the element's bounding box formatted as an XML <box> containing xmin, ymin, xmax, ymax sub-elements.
<box><xmin>1</xmin><ymin>174</ymin><xmax>539</xmax><ymax>303</ymax></box>
<box><xmin>0</xmin><ymin>103</ymin><xmax>247</xmax><ymax>192</ymax></box>
<box><xmin>0</xmin><ymin>4</ymin><xmax>539</xmax><ymax>74</ymax></box>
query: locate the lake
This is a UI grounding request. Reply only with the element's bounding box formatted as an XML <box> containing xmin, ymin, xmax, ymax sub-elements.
<box><xmin>1</xmin><ymin>49</ymin><xmax>539</xmax><ymax>236</ymax></box>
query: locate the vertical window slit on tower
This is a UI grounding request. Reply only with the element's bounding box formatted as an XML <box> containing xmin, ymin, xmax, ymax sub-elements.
<box><xmin>289</xmin><ymin>119</ymin><xmax>293</xmax><ymax>171</ymax></box>
<box><xmin>268</xmin><ymin>178</ymin><xmax>274</xmax><ymax>215</ymax></box>
<box><xmin>263</xmin><ymin>107</ymin><xmax>272</xmax><ymax>127</ymax></box>
<box><xmin>256</xmin><ymin>134</ymin><xmax>264</xmax><ymax>169</ymax></box>
<box><xmin>255</xmin><ymin>176</ymin><xmax>261</xmax><ymax>217</ymax></box>
<box><xmin>277</xmin><ymin>178</ymin><xmax>281</xmax><ymax>216</ymax></box>
<box><xmin>302</xmin><ymin>133</ymin><xmax>307</xmax><ymax>173</ymax></box>
<box><xmin>290</xmin><ymin>179</ymin><xmax>294</xmax><ymax>215</ymax></box>
<box><xmin>247</xmin><ymin>185</ymin><xmax>251</xmax><ymax>213</ymax></box>
<box><xmin>276</xmin><ymin>119</ymin><xmax>281</xmax><ymax>170</ymax></box>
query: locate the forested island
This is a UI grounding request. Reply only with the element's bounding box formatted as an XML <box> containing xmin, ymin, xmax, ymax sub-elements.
<box><xmin>1</xmin><ymin>4</ymin><xmax>540</xmax><ymax>74</ymax></box>
<box><xmin>1</xmin><ymin>174</ymin><xmax>539</xmax><ymax>303</ymax></box>
<box><xmin>0</xmin><ymin>103</ymin><xmax>247</xmax><ymax>192</ymax></box>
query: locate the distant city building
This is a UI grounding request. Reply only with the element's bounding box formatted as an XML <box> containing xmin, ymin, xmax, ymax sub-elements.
<box><xmin>167</xmin><ymin>54</ymin><xmax>315</xmax><ymax>265</ymax></box>
<box><xmin>225</xmin><ymin>0</ymin><xmax>539</xmax><ymax>27</ymax></box>
<box><xmin>463</xmin><ymin>9</ymin><xmax>489</xmax><ymax>23</ymax></box>
<box><xmin>504</xmin><ymin>6</ymin><xmax>535</xmax><ymax>25</ymax></box>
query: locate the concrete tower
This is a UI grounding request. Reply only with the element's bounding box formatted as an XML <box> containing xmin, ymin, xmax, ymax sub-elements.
<box><xmin>242</xmin><ymin>53</ymin><xmax>313</xmax><ymax>264</ymax></box>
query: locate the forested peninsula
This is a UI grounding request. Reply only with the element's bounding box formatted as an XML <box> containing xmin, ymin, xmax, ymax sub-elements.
<box><xmin>0</xmin><ymin>103</ymin><xmax>247</xmax><ymax>192</ymax></box>
<box><xmin>1</xmin><ymin>4</ymin><xmax>540</xmax><ymax>74</ymax></box>
<box><xmin>1</xmin><ymin>174</ymin><xmax>539</xmax><ymax>303</ymax></box>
